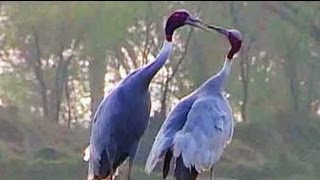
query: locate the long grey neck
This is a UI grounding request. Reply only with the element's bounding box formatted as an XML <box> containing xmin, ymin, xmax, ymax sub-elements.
<box><xmin>141</xmin><ymin>40</ymin><xmax>173</xmax><ymax>84</ymax></box>
<box><xmin>199</xmin><ymin>58</ymin><xmax>233</xmax><ymax>93</ymax></box>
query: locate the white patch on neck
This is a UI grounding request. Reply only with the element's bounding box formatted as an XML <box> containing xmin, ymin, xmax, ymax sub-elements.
<box><xmin>159</xmin><ymin>40</ymin><xmax>173</xmax><ymax>61</ymax></box>
<box><xmin>223</xmin><ymin>58</ymin><xmax>232</xmax><ymax>74</ymax></box>
<box><xmin>163</xmin><ymin>40</ymin><xmax>173</xmax><ymax>52</ymax></box>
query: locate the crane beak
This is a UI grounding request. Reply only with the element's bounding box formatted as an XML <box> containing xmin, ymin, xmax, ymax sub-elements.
<box><xmin>205</xmin><ymin>24</ymin><xmax>229</xmax><ymax>36</ymax></box>
<box><xmin>185</xmin><ymin>16</ymin><xmax>209</xmax><ymax>32</ymax></box>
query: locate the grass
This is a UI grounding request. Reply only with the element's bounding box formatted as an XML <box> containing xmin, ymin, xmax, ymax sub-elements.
<box><xmin>0</xmin><ymin>110</ymin><xmax>320</xmax><ymax>179</ymax></box>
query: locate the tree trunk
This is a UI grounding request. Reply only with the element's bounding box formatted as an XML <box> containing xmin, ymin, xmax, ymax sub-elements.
<box><xmin>239</xmin><ymin>47</ymin><xmax>250</xmax><ymax>122</ymax></box>
<box><xmin>29</xmin><ymin>30</ymin><xmax>50</xmax><ymax>120</ymax></box>
<box><xmin>229</xmin><ymin>2</ymin><xmax>252</xmax><ymax>122</ymax></box>
<box><xmin>89</xmin><ymin>56</ymin><xmax>106</xmax><ymax>120</ymax></box>
<box><xmin>53</xmin><ymin>39</ymin><xmax>80</xmax><ymax>123</ymax></box>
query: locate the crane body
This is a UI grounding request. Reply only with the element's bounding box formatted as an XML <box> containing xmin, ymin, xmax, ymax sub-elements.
<box><xmin>84</xmin><ymin>9</ymin><xmax>208</xmax><ymax>180</ymax></box>
<box><xmin>145</xmin><ymin>27</ymin><xmax>242</xmax><ymax>180</ymax></box>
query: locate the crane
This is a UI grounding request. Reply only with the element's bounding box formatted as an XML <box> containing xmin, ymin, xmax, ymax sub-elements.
<box><xmin>83</xmin><ymin>9</ymin><xmax>208</xmax><ymax>180</ymax></box>
<box><xmin>145</xmin><ymin>25</ymin><xmax>242</xmax><ymax>180</ymax></box>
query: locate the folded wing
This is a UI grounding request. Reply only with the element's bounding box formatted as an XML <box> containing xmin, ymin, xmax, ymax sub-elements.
<box><xmin>172</xmin><ymin>97</ymin><xmax>232</xmax><ymax>173</ymax></box>
<box><xmin>145</xmin><ymin>97</ymin><xmax>195</xmax><ymax>174</ymax></box>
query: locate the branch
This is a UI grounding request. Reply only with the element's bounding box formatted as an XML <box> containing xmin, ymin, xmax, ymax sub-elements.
<box><xmin>53</xmin><ymin>21</ymin><xmax>68</xmax><ymax>122</ymax></box>
<box><xmin>115</xmin><ymin>45</ymin><xmax>130</xmax><ymax>74</ymax></box>
<box><xmin>29</xmin><ymin>28</ymin><xmax>49</xmax><ymax>118</ymax></box>
<box><xmin>54</xmin><ymin>37</ymin><xmax>81</xmax><ymax>122</ymax></box>
<box><xmin>123</xmin><ymin>43</ymin><xmax>138</xmax><ymax>69</ymax></box>
<box><xmin>230</xmin><ymin>2</ymin><xmax>253</xmax><ymax>122</ymax></box>
<box><xmin>70</xmin><ymin>77</ymin><xmax>79</xmax><ymax>124</ymax></box>
<box><xmin>142</xmin><ymin>1</ymin><xmax>153</xmax><ymax>65</ymax></box>
<box><xmin>65</xmin><ymin>77</ymin><xmax>72</xmax><ymax>128</ymax></box>
<box><xmin>264</xmin><ymin>2</ymin><xmax>320</xmax><ymax>42</ymax></box>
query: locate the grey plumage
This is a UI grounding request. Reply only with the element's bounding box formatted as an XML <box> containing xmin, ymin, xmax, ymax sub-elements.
<box><xmin>146</xmin><ymin>27</ymin><xmax>242</xmax><ymax>180</ymax></box>
<box><xmin>83</xmin><ymin>9</ymin><xmax>208</xmax><ymax>180</ymax></box>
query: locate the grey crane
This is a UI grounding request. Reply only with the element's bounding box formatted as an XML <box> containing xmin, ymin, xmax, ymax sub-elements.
<box><xmin>145</xmin><ymin>25</ymin><xmax>242</xmax><ymax>180</ymax></box>
<box><xmin>83</xmin><ymin>9</ymin><xmax>208</xmax><ymax>180</ymax></box>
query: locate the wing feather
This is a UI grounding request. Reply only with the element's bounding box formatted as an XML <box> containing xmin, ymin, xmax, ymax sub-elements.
<box><xmin>145</xmin><ymin>97</ymin><xmax>195</xmax><ymax>174</ymax></box>
<box><xmin>172</xmin><ymin>97</ymin><xmax>233</xmax><ymax>173</ymax></box>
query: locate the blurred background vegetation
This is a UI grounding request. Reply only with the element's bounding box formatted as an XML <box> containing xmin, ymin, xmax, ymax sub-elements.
<box><xmin>0</xmin><ymin>1</ymin><xmax>320</xmax><ymax>180</ymax></box>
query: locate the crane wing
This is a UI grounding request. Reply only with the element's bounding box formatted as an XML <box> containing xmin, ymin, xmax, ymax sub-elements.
<box><xmin>86</xmin><ymin>97</ymin><xmax>113</xmax><ymax>179</ymax></box>
<box><xmin>145</xmin><ymin>97</ymin><xmax>196</xmax><ymax>174</ymax></box>
<box><xmin>172</xmin><ymin>97</ymin><xmax>233</xmax><ymax>173</ymax></box>
<box><xmin>86</xmin><ymin>92</ymin><xmax>130</xmax><ymax>179</ymax></box>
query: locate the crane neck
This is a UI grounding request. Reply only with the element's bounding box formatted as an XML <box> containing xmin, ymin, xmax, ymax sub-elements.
<box><xmin>140</xmin><ymin>40</ymin><xmax>173</xmax><ymax>86</ymax></box>
<box><xmin>200</xmin><ymin>57</ymin><xmax>233</xmax><ymax>93</ymax></box>
<box><xmin>136</xmin><ymin>18</ymin><xmax>177</xmax><ymax>87</ymax></box>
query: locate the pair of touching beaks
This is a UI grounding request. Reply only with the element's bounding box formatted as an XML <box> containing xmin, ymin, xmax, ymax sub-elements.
<box><xmin>185</xmin><ymin>16</ymin><xmax>242</xmax><ymax>41</ymax></box>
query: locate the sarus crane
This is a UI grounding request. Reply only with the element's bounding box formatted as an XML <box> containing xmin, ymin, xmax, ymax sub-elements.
<box><xmin>83</xmin><ymin>9</ymin><xmax>208</xmax><ymax>180</ymax></box>
<box><xmin>145</xmin><ymin>25</ymin><xmax>242</xmax><ymax>180</ymax></box>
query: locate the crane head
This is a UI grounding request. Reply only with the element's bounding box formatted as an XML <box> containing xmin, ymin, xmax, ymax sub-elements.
<box><xmin>226</xmin><ymin>29</ymin><xmax>242</xmax><ymax>59</ymax></box>
<box><xmin>165</xmin><ymin>9</ymin><xmax>207</xmax><ymax>41</ymax></box>
<box><xmin>206</xmin><ymin>25</ymin><xmax>242</xmax><ymax>59</ymax></box>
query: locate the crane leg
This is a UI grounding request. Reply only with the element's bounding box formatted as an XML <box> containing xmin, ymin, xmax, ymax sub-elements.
<box><xmin>127</xmin><ymin>159</ymin><xmax>133</xmax><ymax>180</ymax></box>
<box><xmin>127</xmin><ymin>141</ymin><xmax>140</xmax><ymax>180</ymax></box>
<box><xmin>108</xmin><ymin>160</ymin><xmax>114</xmax><ymax>180</ymax></box>
<box><xmin>110</xmin><ymin>170</ymin><xmax>113</xmax><ymax>180</ymax></box>
<box><xmin>209</xmin><ymin>166</ymin><xmax>214</xmax><ymax>180</ymax></box>
<box><xmin>174</xmin><ymin>155</ymin><xmax>198</xmax><ymax>180</ymax></box>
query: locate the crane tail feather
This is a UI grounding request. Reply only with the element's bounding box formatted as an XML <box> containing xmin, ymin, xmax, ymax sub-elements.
<box><xmin>145</xmin><ymin>141</ymin><xmax>163</xmax><ymax>174</ymax></box>
<box><xmin>145</xmin><ymin>153</ymin><xmax>158</xmax><ymax>174</ymax></box>
<box><xmin>145</xmin><ymin>132</ymin><xmax>174</xmax><ymax>174</ymax></box>
<box><xmin>87</xmin><ymin>161</ymin><xmax>94</xmax><ymax>180</ymax></box>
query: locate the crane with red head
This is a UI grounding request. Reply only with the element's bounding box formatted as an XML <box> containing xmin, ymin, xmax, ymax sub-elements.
<box><xmin>145</xmin><ymin>22</ymin><xmax>242</xmax><ymax>180</ymax></box>
<box><xmin>83</xmin><ymin>9</ymin><xmax>208</xmax><ymax>180</ymax></box>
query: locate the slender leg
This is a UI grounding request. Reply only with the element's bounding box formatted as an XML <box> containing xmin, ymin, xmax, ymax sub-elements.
<box><xmin>127</xmin><ymin>158</ymin><xmax>133</xmax><ymax>180</ymax></box>
<box><xmin>127</xmin><ymin>141</ymin><xmax>140</xmax><ymax>180</ymax></box>
<box><xmin>110</xmin><ymin>169</ymin><xmax>113</xmax><ymax>180</ymax></box>
<box><xmin>108</xmin><ymin>158</ymin><xmax>114</xmax><ymax>180</ymax></box>
<box><xmin>93</xmin><ymin>175</ymin><xmax>99</xmax><ymax>180</ymax></box>
<box><xmin>209</xmin><ymin>166</ymin><xmax>214</xmax><ymax>180</ymax></box>
<box><xmin>174</xmin><ymin>155</ymin><xmax>198</xmax><ymax>180</ymax></box>
<box><xmin>106</xmin><ymin>145</ymin><xmax>116</xmax><ymax>180</ymax></box>
<box><xmin>112</xmin><ymin>167</ymin><xmax>119</xmax><ymax>180</ymax></box>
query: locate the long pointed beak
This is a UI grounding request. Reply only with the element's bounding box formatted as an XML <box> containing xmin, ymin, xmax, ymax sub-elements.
<box><xmin>185</xmin><ymin>16</ymin><xmax>209</xmax><ymax>32</ymax></box>
<box><xmin>205</xmin><ymin>24</ymin><xmax>229</xmax><ymax>36</ymax></box>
